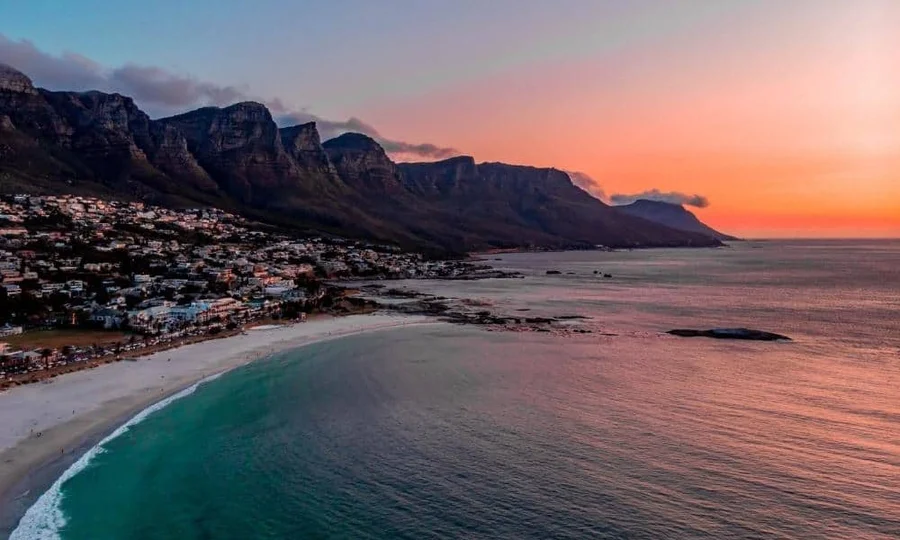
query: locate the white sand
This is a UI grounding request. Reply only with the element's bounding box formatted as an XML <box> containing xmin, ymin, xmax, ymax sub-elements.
<box><xmin>0</xmin><ymin>314</ymin><xmax>436</xmax><ymax>506</ymax></box>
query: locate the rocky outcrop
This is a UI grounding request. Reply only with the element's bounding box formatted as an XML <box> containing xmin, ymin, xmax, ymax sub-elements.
<box><xmin>41</xmin><ymin>90</ymin><xmax>153</xmax><ymax>160</ymax></box>
<box><xmin>323</xmin><ymin>133</ymin><xmax>404</xmax><ymax>193</ymax></box>
<box><xmin>0</xmin><ymin>115</ymin><xmax>14</xmax><ymax>132</ymax></box>
<box><xmin>280</xmin><ymin>122</ymin><xmax>331</xmax><ymax>169</ymax></box>
<box><xmin>147</xmin><ymin>122</ymin><xmax>219</xmax><ymax>193</ymax></box>
<box><xmin>401</xmin><ymin>155</ymin><xmax>478</xmax><ymax>196</ymax></box>
<box><xmin>667</xmin><ymin>328</ymin><xmax>791</xmax><ymax>341</ymax></box>
<box><xmin>0</xmin><ymin>63</ymin><xmax>37</xmax><ymax>95</ymax></box>
<box><xmin>156</xmin><ymin>102</ymin><xmax>304</xmax><ymax>204</ymax></box>
<box><xmin>279</xmin><ymin>122</ymin><xmax>346</xmax><ymax>194</ymax></box>
<box><xmin>0</xmin><ymin>66</ymin><xmax>75</xmax><ymax>147</ymax></box>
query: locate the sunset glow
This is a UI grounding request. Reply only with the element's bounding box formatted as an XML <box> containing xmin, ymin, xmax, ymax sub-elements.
<box><xmin>2</xmin><ymin>0</ymin><xmax>898</xmax><ymax>237</ymax></box>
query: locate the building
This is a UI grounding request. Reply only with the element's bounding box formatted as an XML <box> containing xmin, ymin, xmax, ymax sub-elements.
<box><xmin>207</xmin><ymin>298</ymin><xmax>244</xmax><ymax>317</ymax></box>
<box><xmin>169</xmin><ymin>303</ymin><xmax>210</xmax><ymax>323</ymax></box>
<box><xmin>2</xmin><ymin>283</ymin><xmax>21</xmax><ymax>296</ymax></box>
<box><xmin>0</xmin><ymin>324</ymin><xmax>23</xmax><ymax>337</ymax></box>
<box><xmin>89</xmin><ymin>308</ymin><xmax>126</xmax><ymax>329</ymax></box>
<box><xmin>126</xmin><ymin>305</ymin><xmax>173</xmax><ymax>332</ymax></box>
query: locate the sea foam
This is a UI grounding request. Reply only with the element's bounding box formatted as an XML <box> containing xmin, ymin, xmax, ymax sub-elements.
<box><xmin>9</xmin><ymin>373</ymin><xmax>224</xmax><ymax>540</ymax></box>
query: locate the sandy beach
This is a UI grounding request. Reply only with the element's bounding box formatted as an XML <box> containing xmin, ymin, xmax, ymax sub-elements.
<box><xmin>0</xmin><ymin>313</ymin><xmax>435</xmax><ymax>536</ymax></box>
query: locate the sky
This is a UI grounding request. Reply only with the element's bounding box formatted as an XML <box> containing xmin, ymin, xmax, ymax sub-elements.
<box><xmin>1</xmin><ymin>0</ymin><xmax>898</xmax><ymax>238</ymax></box>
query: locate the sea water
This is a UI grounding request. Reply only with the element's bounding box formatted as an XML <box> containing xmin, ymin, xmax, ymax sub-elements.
<box><xmin>12</xmin><ymin>240</ymin><xmax>900</xmax><ymax>539</ymax></box>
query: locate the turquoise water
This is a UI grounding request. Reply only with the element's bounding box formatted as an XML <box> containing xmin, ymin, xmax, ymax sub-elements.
<box><xmin>12</xmin><ymin>241</ymin><xmax>900</xmax><ymax>539</ymax></box>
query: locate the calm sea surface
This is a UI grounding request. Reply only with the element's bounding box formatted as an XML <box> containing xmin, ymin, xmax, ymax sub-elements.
<box><xmin>12</xmin><ymin>240</ymin><xmax>900</xmax><ymax>539</ymax></box>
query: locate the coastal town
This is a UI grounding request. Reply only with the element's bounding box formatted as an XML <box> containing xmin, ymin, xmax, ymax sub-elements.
<box><xmin>0</xmin><ymin>194</ymin><xmax>498</xmax><ymax>386</ymax></box>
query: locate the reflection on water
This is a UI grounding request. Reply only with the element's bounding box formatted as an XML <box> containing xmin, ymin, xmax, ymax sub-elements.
<box><xmin>42</xmin><ymin>241</ymin><xmax>900</xmax><ymax>539</ymax></box>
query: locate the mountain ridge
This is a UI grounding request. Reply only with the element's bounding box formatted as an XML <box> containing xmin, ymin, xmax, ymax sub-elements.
<box><xmin>0</xmin><ymin>63</ymin><xmax>721</xmax><ymax>252</ymax></box>
<box><xmin>615</xmin><ymin>199</ymin><xmax>738</xmax><ymax>241</ymax></box>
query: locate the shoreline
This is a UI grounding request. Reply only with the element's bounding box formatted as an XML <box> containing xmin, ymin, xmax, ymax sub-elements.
<box><xmin>0</xmin><ymin>313</ymin><xmax>437</xmax><ymax>538</ymax></box>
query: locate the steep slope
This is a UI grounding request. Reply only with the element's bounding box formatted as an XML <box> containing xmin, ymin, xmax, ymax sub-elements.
<box><xmin>323</xmin><ymin>133</ymin><xmax>404</xmax><ymax>193</ymax></box>
<box><xmin>615</xmin><ymin>199</ymin><xmax>738</xmax><ymax>241</ymax></box>
<box><xmin>279</xmin><ymin>122</ymin><xmax>343</xmax><ymax>185</ymax></box>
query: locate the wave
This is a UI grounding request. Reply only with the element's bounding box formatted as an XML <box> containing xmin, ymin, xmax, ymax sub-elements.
<box><xmin>9</xmin><ymin>373</ymin><xmax>225</xmax><ymax>540</ymax></box>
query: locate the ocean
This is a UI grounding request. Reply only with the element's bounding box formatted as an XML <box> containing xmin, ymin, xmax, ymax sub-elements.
<box><xmin>12</xmin><ymin>240</ymin><xmax>900</xmax><ymax>539</ymax></box>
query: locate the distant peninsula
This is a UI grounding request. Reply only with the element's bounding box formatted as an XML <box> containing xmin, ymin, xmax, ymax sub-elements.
<box><xmin>615</xmin><ymin>199</ymin><xmax>738</xmax><ymax>241</ymax></box>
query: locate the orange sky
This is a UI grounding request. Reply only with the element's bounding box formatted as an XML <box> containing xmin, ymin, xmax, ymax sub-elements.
<box><xmin>359</xmin><ymin>1</ymin><xmax>900</xmax><ymax>238</ymax></box>
<box><xmin>4</xmin><ymin>1</ymin><xmax>897</xmax><ymax>237</ymax></box>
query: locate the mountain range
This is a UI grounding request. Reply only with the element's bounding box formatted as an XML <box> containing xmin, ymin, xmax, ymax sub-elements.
<box><xmin>0</xmin><ymin>63</ymin><xmax>723</xmax><ymax>253</ymax></box>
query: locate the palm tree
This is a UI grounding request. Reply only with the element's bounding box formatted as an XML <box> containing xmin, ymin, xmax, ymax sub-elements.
<box><xmin>40</xmin><ymin>348</ymin><xmax>52</xmax><ymax>370</ymax></box>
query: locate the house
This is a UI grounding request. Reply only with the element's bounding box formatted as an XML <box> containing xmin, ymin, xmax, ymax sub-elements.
<box><xmin>90</xmin><ymin>308</ymin><xmax>125</xmax><ymax>329</ymax></box>
<box><xmin>207</xmin><ymin>297</ymin><xmax>243</xmax><ymax>317</ymax></box>
<box><xmin>246</xmin><ymin>298</ymin><xmax>280</xmax><ymax>313</ymax></box>
<box><xmin>170</xmin><ymin>302</ymin><xmax>210</xmax><ymax>323</ymax></box>
<box><xmin>0</xmin><ymin>350</ymin><xmax>28</xmax><ymax>373</ymax></box>
<box><xmin>22</xmin><ymin>350</ymin><xmax>45</xmax><ymax>366</ymax></box>
<box><xmin>0</xmin><ymin>324</ymin><xmax>23</xmax><ymax>337</ymax></box>
<box><xmin>41</xmin><ymin>283</ymin><xmax>64</xmax><ymax>295</ymax></box>
<box><xmin>67</xmin><ymin>280</ymin><xmax>86</xmax><ymax>293</ymax></box>
<box><xmin>264</xmin><ymin>286</ymin><xmax>291</xmax><ymax>298</ymax></box>
<box><xmin>321</xmin><ymin>261</ymin><xmax>349</xmax><ymax>276</ymax></box>
<box><xmin>282</xmin><ymin>289</ymin><xmax>308</xmax><ymax>303</ymax></box>
<box><xmin>2</xmin><ymin>283</ymin><xmax>21</xmax><ymax>296</ymax></box>
<box><xmin>127</xmin><ymin>305</ymin><xmax>173</xmax><ymax>331</ymax></box>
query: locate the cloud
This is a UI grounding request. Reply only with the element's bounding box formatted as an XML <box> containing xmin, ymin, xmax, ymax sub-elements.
<box><xmin>0</xmin><ymin>35</ymin><xmax>105</xmax><ymax>90</ymax></box>
<box><xmin>610</xmin><ymin>189</ymin><xmax>709</xmax><ymax>208</ymax></box>
<box><xmin>0</xmin><ymin>33</ymin><xmax>456</xmax><ymax>160</ymax></box>
<box><xmin>109</xmin><ymin>64</ymin><xmax>247</xmax><ymax>107</ymax></box>
<box><xmin>0</xmin><ymin>35</ymin><xmax>246</xmax><ymax>110</ymax></box>
<box><xmin>565</xmin><ymin>171</ymin><xmax>607</xmax><ymax>201</ymax></box>
<box><xmin>276</xmin><ymin>111</ymin><xmax>458</xmax><ymax>160</ymax></box>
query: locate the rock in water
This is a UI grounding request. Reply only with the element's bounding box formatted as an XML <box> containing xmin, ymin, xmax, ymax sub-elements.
<box><xmin>667</xmin><ymin>328</ymin><xmax>791</xmax><ymax>341</ymax></box>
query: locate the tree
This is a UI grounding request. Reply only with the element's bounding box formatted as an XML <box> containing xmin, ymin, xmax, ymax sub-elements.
<box><xmin>40</xmin><ymin>348</ymin><xmax>53</xmax><ymax>370</ymax></box>
<box><xmin>93</xmin><ymin>287</ymin><xmax>111</xmax><ymax>306</ymax></box>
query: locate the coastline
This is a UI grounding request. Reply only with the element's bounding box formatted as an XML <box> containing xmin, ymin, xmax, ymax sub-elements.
<box><xmin>0</xmin><ymin>313</ymin><xmax>436</xmax><ymax>538</ymax></box>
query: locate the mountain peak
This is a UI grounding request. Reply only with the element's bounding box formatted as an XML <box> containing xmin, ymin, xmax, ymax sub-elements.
<box><xmin>226</xmin><ymin>101</ymin><xmax>270</xmax><ymax>113</ymax></box>
<box><xmin>435</xmin><ymin>155</ymin><xmax>476</xmax><ymax>167</ymax></box>
<box><xmin>323</xmin><ymin>132</ymin><xmax>383</xmax><ymax>152</ymax></box>
<box><xmin>0</xmin><ymin>63</ymin><xmax>38</xmax><ymax>95</ymax></box>
<box><xmin>628</xmin><ymin>199</ymin><xmax>682</xmax><ymax>209</ymax></box>
<box><xmin>616</xmin><ymin>199</ymin><xmax>738</xmax><ymax>241</ymax></box>
<box><xmin>280</xmin><ymin>120</ymin><xmax>317</xmax><ymax>133</ymax></box>
<box><xmin>279</xmin><ymin>122</ymin><xmax>321</xmax><ymax>150</ymax></box>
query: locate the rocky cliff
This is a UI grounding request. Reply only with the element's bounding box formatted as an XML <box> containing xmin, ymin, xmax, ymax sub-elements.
<box><xmin>0</xmin><ymin>63</ymin><xmax>721</xmax><ymax>251</ymax></box>
<box><xmin>280</xmin><ymin>123</ymin><xmax>336</xmax><ymax>175</ymax></box>
<box><xmin>0</xmin><ymin>63</ymin><xmax>38</xmax><ymax>95</ymax></box>
<box><xmin>156</xmin><ymin>102</ymin><xmax>303</xmax><ymax>205</ymax></box>
<box><xmin>323</xmin><ymin>133</ymin><xmax>404</xmax><ymax>193</ymax></box>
